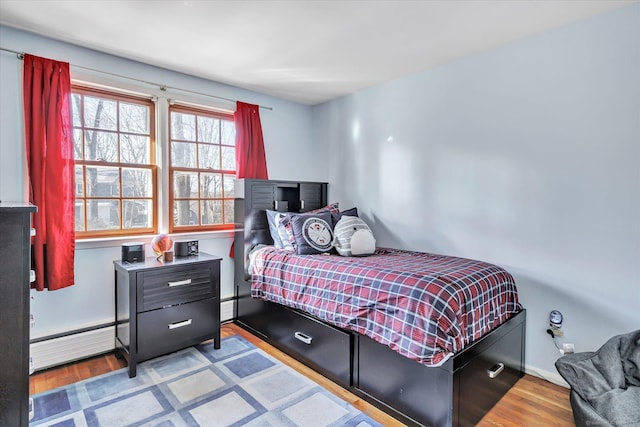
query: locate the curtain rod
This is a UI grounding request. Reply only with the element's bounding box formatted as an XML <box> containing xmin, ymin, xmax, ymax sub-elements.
<box><xmin>0</xmin><ymin>46</ymin><xmax>273</xmax><ymax>111</ymax></box>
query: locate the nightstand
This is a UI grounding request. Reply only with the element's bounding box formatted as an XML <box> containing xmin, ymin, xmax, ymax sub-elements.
<box><xmin>114</xmin><ymin>252</ymin><xmax>221</xmax><ymax>377</ymax></box>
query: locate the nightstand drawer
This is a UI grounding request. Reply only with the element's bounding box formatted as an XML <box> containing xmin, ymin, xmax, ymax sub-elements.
<box><xmin>138</xmin><ymin>263</ymin><xmax>215</xmax><ymax>311</ymax></box>
<box><xmin>137</xmin><ymin>297</ymin><xmax>217</xmax><ymax>361</ymax></box>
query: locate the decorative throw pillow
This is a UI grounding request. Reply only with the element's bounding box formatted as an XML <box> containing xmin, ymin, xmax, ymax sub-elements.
<box><xmin>275</xmin><ymin>212</ymin><xmax>295</xmax><ymax>251</ymax></box>
<box><xmin>289</xmin><ymin>211</ymin><xmax>334</xmax><ymax>255</ymax></box>
<box><xmin>333</xmin><ymin>216</ymin><xmax>376</xmax><ymax>256</ymax></box>
<box><xmin>277</xmin><ymin>202</ymin><xmax>340</xmax><ymax>251</ymax></box>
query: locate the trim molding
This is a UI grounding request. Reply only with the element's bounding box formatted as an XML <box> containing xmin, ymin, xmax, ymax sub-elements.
<box><xmin>30</xmin><ymin>299</ymin><xmax>235</xmax><ymax>371</ymax></box>
<box><xmin>524</xmin><ymin>364</ymin><xmax>569</xmax><ymax>388</ymax></box>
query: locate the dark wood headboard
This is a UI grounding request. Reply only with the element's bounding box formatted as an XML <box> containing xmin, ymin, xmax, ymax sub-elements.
<box><xmin>233</xmin><ymin>178</ymin><xmax>328</xmax><ymax>299</ymax></box>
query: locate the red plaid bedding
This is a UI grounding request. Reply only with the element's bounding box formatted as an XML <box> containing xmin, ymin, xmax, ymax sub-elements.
<box><xmin>251</xmin><ymin>247</ymin><xmax>522</xmax><ymax>367</ymax></box>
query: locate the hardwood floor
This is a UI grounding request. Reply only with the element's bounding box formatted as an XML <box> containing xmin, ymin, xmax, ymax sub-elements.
<box><xmin>30</xmin><ymin>323</ymin><xmax>574</xmax><ymax>426</ymax></box>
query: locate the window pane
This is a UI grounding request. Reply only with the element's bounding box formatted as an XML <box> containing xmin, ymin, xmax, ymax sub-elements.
<box><xmin>174</xmin><ymin>200</ymin><xmax>198</xmax><ymax>226</ymax></box>
<box><xmin>75</xmin><ymin>166</ymin><xmax>84</xmax><ymax>196</ymax></box>
<box><xmin>200</xmin><ymin>173</ymin><xmax>222</xmax><ymax>198</ymax></box>
<box><xmin>197</xmin><ymin>116</ymin><xmax>219</xmax><ymax>143</ymax></box>
<box><xmin>75</xmin><ymin>200</ymin><xmax>85</xmax><ymax>231</ymax></box>
<box><xmin>84</xmin><ymin>130</ymin><xmax>117</xmax><ymax>162</ymax></box>
<box><xmin>73</xmin><ymin>86</ymin><xmax>156</xmax><ymax>238</ymax></box>
<box><xmin>84</xmin><ymin>96</ymin><xmax>117</xmax><ymax>130</ymax></box>
<box><xmin>201</xmin><ymin>200</ymin><xmax>222</xmax><ymax>225</ymax></box>
<box><xmin>198</xmin><ymin>144</ymin><xmax>220</xmax><ymax>169</ymax></box>
<box><xmin>173</xmin><ymin>171</ymin><xmax>198</xmax><ymax>199</ymax></box>
<box><xmin>221</xmin><ymin>146</ymin><xmax>235</xmax><ymax>171</ymax></box>
<box><xmin>86</xmin><ymin>166</ymin><xmax>120</xmax><ymax>197</ymax></box>
<box><xmin>171</xmin><ymin>141</ymin><xmax>196</xmax><ymax>168</ymax></box>
<box><xmin>224</xmin><ymin>200</ymin><xmax>234</xmax><ymax>224</ymax></box>
<box><xmin>120</xmin><ymin>102</ymin><xmax>149</xmax><ymax>134</ymax></box>
<box><xmin>86</xmin><ymin>199</ymin><xmax>120</xmax><ymax>230</ymax></box>
<box><xmin>223</xmin><ymin>174</ymin><xmax>235</xmax><ymax>198</ymax></box>
<box><xmin>171</xmin><ymin>112</ymin><xmax>196</xmax><ymax>141</ymax></box>
<box><xmin>72</xmin><ymin>94</ymin><xmax>82</xmax><ymax>127</ymax></box>
<box><xmin>123</xmin><ymin>199</ymin><xmax>152</xmax><ymax>229</ymax></box>
<box><xmin>169</xmin><ymin>106</ymin><xmax>234</xmax><ymax>231</ymax></box>
<box><xmin>73</xmin><ymin>129</ymin><xmax>83</xmax><ymax>160</ymax></box>
<box><xmin>121</xmin><ymin>134</ymin><xmax>150</xmax><ymax>164</ymax></box>
<box><xmin>122</xmin><ymin>168</ymin><xmax>152</xmax><ymax>197</ymax></box>
<box><xmin>221</xmin><ymin>120</ymin><xmax>235</xmax><ymax>146</ymax></box>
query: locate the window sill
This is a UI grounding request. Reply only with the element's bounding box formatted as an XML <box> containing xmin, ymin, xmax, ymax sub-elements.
<box><xmin>75</xmin><ymin>229</ymin><xmax>235</xmax><ymax>250</ymax></box>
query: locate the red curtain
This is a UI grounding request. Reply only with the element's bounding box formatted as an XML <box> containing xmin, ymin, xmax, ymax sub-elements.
<box><xmin>234</xmin><ymin>101</ymin><xmax>268</xmax><ymax>179</ymax></box>
<box><xmin>23</xmin><ymin>54</ymin><xmax>75</xmax><ymax>291</ymax></box>
<box><xmin>231</xmin><ymin>101</ymin><xmax>268</xmax><ymax>258</ymax></box>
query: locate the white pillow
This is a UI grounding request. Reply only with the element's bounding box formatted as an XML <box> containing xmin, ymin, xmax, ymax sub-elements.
<box><xmin>333</xmin><ymin>216</ymin><xmax>375</xmax><ymax>256</ymax></box>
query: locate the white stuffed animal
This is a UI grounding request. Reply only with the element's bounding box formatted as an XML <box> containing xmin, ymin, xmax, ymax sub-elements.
<box><xmin>333</xmin><ymin>216</ymin><xmax>376</xmax><ymax>256</ymax></box>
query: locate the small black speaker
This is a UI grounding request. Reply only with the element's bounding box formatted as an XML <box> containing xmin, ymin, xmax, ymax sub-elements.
<box><xmin>175</xmin><ymin>240</ymin><xmax>198</xmax><ymax>257</ymax></box>
<box><xmin>122</xmin><ymin>242</ymin><xmax>145</xmax><ymax>263</ymax></box>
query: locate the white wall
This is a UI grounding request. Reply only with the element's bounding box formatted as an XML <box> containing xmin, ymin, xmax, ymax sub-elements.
<box><xmin>314</xmin><ymin>4</ymin><xmax>640</xmax><ymax>384</ymax></box>
<box><xmin>0</xmin><ymin>25</ymin><xmax>326</xmax><ymax>338</ymax></box>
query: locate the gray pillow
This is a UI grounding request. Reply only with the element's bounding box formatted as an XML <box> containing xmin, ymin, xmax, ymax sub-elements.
<box><xmin>289</xmin><ymin>211</ymin><xmax>334</xmax><ymax>255</ymax></box>
<box><xmin>331</xmin><ymin>207</ymin><xmax>359</xmax><ymax>227</ymax></box>
<box><xmin>265</xmin><ymin>209</ymin><xmax>284</xmax><ymax>248</ymax></box>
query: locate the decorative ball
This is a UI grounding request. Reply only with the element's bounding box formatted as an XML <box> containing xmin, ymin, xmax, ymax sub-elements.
<box><xmin>151</xmin><ymin>234</ymin><xmax>173</xmax><ymax>256</ymax></box>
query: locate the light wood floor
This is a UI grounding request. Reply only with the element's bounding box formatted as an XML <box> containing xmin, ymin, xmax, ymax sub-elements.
<box><xmin>30</xmin><ymin>323</ymin><xmax>574</xmax><ymax>426</ymax></box>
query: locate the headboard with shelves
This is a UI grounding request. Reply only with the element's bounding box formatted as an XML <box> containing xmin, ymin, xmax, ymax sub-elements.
<box><xmin>233</xmin><ymin>179</ymin><xmax>328</xmax><ymax>334</ymax></box>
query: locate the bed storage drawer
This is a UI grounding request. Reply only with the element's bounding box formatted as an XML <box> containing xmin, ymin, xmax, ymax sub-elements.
<box><xmin>137</xmin><ymin>297</ymin><xmax>218</xmax><ymax>361</ymax></box>
<box><xmin>265</xmin><ymin>302</ymin><xmax>352</xmax><ymax>387</ymax></box>
<box><xmin>357</xmin><ymin>310</ymin><xmax>525</xmax><ymax>427</ymax></box>
<box><xmin>358</xmin><ymin>335</ymin><xmax>453</xmax><ymax>426</ymax></box>
<box><xmin>453</xmin><ymin>314</ymin><xmax>525</xmax><ymax>427</ymax></box>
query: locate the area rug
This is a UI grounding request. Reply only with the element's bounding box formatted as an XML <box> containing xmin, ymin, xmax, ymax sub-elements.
<box><xmin>30</xmin><ymin>335</ymin><xmax>381</xmax><ymax>426</ymax></box>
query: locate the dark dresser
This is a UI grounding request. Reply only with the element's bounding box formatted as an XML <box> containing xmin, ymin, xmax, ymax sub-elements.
<box><xmin>0</xmin><ymin>203</ymin><xmax>37</xmax><ymax>427</ymax></box>
<box><xmin>114</xmin><ymin>252</ymin><xmax>221</xmax><ymax>377</ymax></box>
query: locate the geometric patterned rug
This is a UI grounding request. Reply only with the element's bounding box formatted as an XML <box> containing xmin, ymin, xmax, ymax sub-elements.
<box><xmin>30</xmin><ymin>335</ymin><xmax>382</xmax><ymax>426</ymax></box>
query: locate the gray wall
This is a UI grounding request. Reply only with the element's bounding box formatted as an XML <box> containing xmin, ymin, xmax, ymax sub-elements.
<box><xmin>314</xmin><ymin>4</ymin><xmax>639</xmax><ymax>383</ymax></box>
<box><xmin>0</xmin><ymin>25</ymin><xmax>326</xmax><ymax>338</ymax></box>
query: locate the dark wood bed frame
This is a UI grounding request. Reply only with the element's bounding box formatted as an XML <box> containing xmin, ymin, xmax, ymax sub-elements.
<box><xmin>233</xmin><ymin>179</ymin><xmax>526</xmax><ymax>427</ymax></box>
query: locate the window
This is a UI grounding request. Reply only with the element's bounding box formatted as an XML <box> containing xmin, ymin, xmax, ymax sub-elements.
<box><xmin>72</xmin><ymin>85</ymin><xmax>236</xmax><ymax>238</ymax></box>
<box><xmin>72</xmin><ymin>86</ymin><xmax>156</xmax><ymax>237</ymax></box>
<box><xmin>169</xmin><ymin>105</ymin><xmax>236</xmax><ymax>232</ymax></box>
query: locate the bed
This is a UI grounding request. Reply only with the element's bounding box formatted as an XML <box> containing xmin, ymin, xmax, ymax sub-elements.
<box><xmin>233</xmin><ymin>179</ymin><xmax>526</xmax><ymax>427</ymax></box>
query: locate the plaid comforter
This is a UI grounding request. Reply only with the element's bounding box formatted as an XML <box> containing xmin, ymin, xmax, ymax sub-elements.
<box><xmin>251</xmin><ymin>247</ymin><xmax>522</xmax><ymax>367</ymax></box>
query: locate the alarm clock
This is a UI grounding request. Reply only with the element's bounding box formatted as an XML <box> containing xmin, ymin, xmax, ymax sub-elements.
<box><xmin>122</xmin><ymin>242</ymin><xmax>145</xmax><ymax>263</ymax></box>
<box><xmin>175</xmin><ymin>240</ymin><xmax>198</xmax><ymax>257</ymax></box>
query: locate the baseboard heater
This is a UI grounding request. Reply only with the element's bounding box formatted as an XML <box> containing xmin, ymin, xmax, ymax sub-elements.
<box><xmin>30</xmin><ymin>325</ymin><xmax>115</xmax><ymax>371</ymax></box>
<box><xmin>30</xmin><ymin>299</ymin><xmax>235</xmax><ymax>371</ymax></box>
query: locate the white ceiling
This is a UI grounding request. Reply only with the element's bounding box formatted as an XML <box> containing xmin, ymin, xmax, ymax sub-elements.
<box><xmin>0</xmin><ymin>0</ymin><xmax>635</xmax><ymax>105</ymax></box>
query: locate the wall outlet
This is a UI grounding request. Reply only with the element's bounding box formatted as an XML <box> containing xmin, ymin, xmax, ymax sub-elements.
<box><xmin>548</xmin><ymin>327</ymin><xmax>563</xmax><ymax>337</ymax></box>
<box><xmin>562</xmin><ymin>343</ymin><xmax>575</xmax><ymax>354</ymax></box>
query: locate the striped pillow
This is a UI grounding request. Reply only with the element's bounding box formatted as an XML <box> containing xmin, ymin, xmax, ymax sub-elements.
<box><xmin>332</xmin><ymin>216</ymin><xmax>376</xmax><ymax>256</ymax></box>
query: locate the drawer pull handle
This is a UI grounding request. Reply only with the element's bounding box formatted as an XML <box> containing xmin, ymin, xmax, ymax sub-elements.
<box><xmin>294</xmin><ymin>331</ymin><xmax>313</xmax><ymax>345</ymax></box>
<box><xmin>300</xmin><ymin>199</ymin><xmax>305</xmax><ymax>210</ymax></box>
<box><xmin>168</xmin><ymin>319</ymin><xmax>192</xmax><ymax>329</ymax></box>
<box><xmin>168</xmin><ymin>279</ymin><xmax>191</xmax><ymax>287</ymax></box>
<box><xmin>488</xmin><ymin>363</ymin><xmax>505</xmax><ymax>379</ymax></box>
